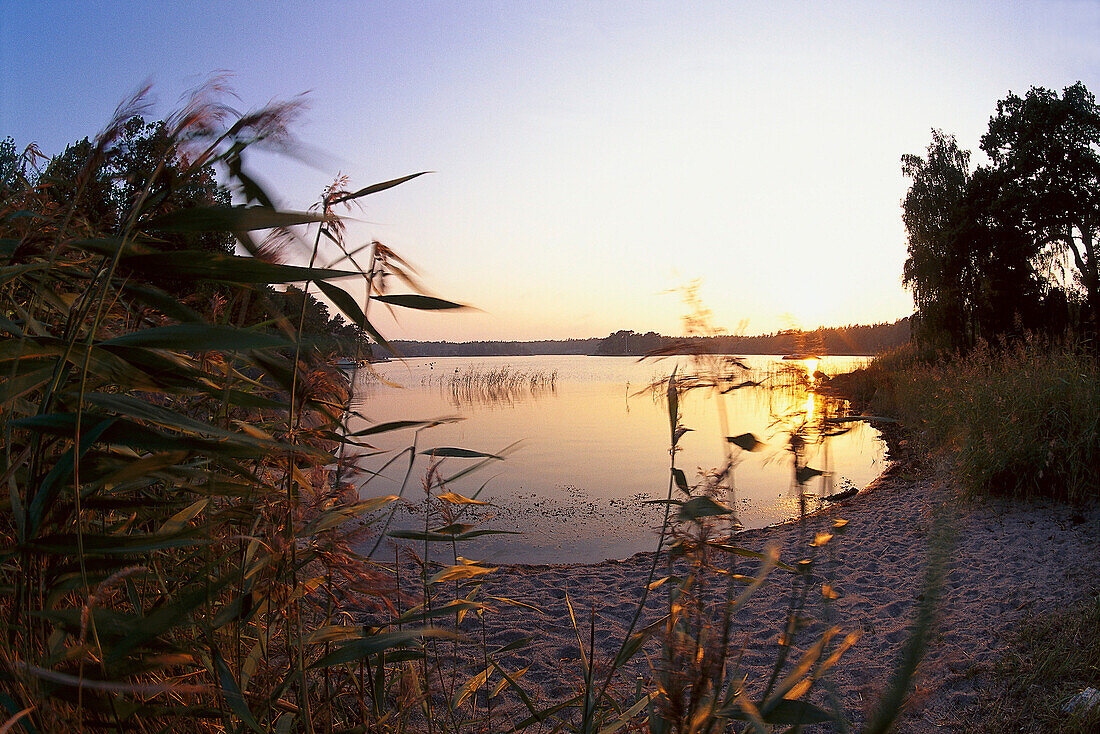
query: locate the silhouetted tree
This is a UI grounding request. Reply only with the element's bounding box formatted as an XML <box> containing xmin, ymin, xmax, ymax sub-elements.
<box><xmin>0</xmin><ymin>137</ymin><xmax>28</xmax><ymax>197</ymax></box>
<box><xmin>980</xmin><ymin>82</ymin><xmax>1100</xmax><ymax>336</ymax></box>
<box><xmin>33</xmin><ymin>119</ymin><xmax>234</xmax><ymax>296</ymax></box>
<box><xmin>961</xmin><ymin>166</ymin><xmax>1057</xmax><ymax>338</ymax></box>
<box><xmin>40</xmin><ymin>138</ymin><xmax>118</xmax><ymax>235</ymax></box>
<box><xmin>900</xmin><ymin>86</ymin><xmax>1097</xmax><ymax>352</ymax></box>
<box><xmin>108</xmin><ymin>117</ymin><xmax>234</xmax><ymax>256</ymax></box>
<box><xmin>901</xmin><ymin>130</ymin><xmax>978</xmax><ymax>351</ymax></box>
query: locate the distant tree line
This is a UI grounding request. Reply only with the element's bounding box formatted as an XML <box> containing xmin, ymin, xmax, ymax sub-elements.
<box><xmin>386</xmin><ymin>338</ymin><xmax>600</xmax><ymax>357</ymax></box>
<box><xmin>387</xmin><ymin>318</ymin><xmax>910</xmax><ymax>358</ymax></box>
<box><xmin>902</xmin><ymin>83</ymin><xmax>1099</xmax><ymax>352</ymax></box>
<box><xmin>592</xmin><ymin>319</ymin><xmax>910</xmax><ymax>356</ymax></box>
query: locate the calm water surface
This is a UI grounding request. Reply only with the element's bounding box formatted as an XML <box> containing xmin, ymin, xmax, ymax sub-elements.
<box><xmin>347</xmin><ymin>355</ymin><xmax>885</xmax><ymax>564</ymax></box>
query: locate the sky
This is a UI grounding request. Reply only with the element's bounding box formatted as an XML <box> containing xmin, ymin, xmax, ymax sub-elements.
<box><xmin>2</xmin><ymin>1</ymin><xmax>1098</xmax><ymax>341</ymax></box>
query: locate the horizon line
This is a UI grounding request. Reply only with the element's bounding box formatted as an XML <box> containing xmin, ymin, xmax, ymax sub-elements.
<box><xmin>388</xmin><ymin>316</ymin><xmax>913</xmax><ymax>345</ymax></box>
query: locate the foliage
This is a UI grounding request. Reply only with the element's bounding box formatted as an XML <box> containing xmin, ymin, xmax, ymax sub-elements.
<box><xmin>270</xmin><ymin>285</ymin><xmax>371</xmax><ymax>354</ymax></box>
<box><xmin>902</xmin><ymin>83</ymin><xmax>1099</xmax><ymax>352</ymax></box>
<box><xmin>981</xmin><ymin>82</ymin><xmax>1100</xmax><ymax>334</ymax></box>
<box><xmin>0</xmin><ymin>86</ymin><xmax>456</xmax><ymax>732</ymax></box>
<box><xmin>853</xmin><ymin>338</ymin><xmax>1099</xmax><ymax>501</ymax></box>
<box><xmin>901</xmin><ymin>131</ymin><xmax>1055</xmax><ymax>351</ymax></box>
<box><xmin>901</xmin><ymin>130</ymin><xmax>979</xmax><ymax>351</ymax></box>
<box><xmin>38</xmin><ymin>117</ymin><xmax>235</xmax><ymax>274</ymax></box>
<box><xmin>822</xmin><ymin>341</ymin><xmax>928</xmax><ymax>413</ymax></box>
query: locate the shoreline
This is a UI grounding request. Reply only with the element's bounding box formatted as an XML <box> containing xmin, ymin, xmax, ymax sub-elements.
<box><xmin>408</xmin><ymin>444</ymin><xmax>1100</xmax><ymax>731</ymax></box>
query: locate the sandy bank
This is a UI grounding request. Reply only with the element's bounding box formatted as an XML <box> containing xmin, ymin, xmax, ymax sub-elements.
<box><xmin>410</xmin><ymin>457</ymin><xmax>1100</xmax><ymax>731</ymax></box>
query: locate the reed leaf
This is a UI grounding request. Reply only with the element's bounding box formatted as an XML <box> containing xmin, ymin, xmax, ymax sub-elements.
<box><xmin>212</xmin><ymin>645</ymin><xmax>265</xmax><ymax>734</ymax></box>
<box><xmin>120</xmin><ymin>251</ymin><xmax>357</xmax><ymax>283</ymax></box>
<box><xmin>727</xmin><ymin>432</ymin><xmax>765</xmax><ymax>451</ymax></box>
<box><xmin>420</xmin><ymin>447</ymin><xmax>503</xmax><ymax>459</ymax></box>
<box><xmin>327</xmin><ymin>171</ymin><xmax>430</xmax><ymax>205</ymax></box>
<box><xmin>309</xmin><ymin>629</ymin><xmax>447</xmax><ymax>669</ymax></box>
<box><xmin>100</xmin><ymin>323</ymin><xmax>292</xmax><ymax>351</ymax></box>
<box><xmin>372</xmin><ymin>294</ymin><xmax>465</xmax><ymax>310</ymax></box>
<box><xmin>145</xmin><ymin>205</ymin><xmax>327</xmax><ymax>232</ymax></box>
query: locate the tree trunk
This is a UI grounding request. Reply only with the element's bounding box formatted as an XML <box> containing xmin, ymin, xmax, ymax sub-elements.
<box><xmin>1077</xmin><ymin>226</ymin><xmax>1099</xmax><ymax>344</ymax></box>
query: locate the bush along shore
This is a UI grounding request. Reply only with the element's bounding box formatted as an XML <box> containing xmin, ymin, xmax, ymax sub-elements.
<box><xmin>833</xmin><ymin>338</ymin><xmax>1099</xmax><ymax>503</ymax></box>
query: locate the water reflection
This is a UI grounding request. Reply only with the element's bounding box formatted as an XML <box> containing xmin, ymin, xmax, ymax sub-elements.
<box><xmin>421</xmin><ymin>365</ymin><xmax>558</xmax><ymax>408</ymax></box>
<box><xmin>761</xmin><ymin>357</ymin><xmax>871</xmax><ymax>506</ymax></box>
<box><xmin>644</xmin><ymin>352</ymin><xmax>874</xmax><ymax>535</ymax></box>
<box><xmin>349</xmin><ymin>355</ymin><xmax>884</xmax><ymax>564</ymax></box>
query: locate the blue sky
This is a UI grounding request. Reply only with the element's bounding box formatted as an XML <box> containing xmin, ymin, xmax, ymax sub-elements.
<box><xmin>3</xmin><ymin>1</ymin><xmax>1098</xmax><ymax>340</ymax></box>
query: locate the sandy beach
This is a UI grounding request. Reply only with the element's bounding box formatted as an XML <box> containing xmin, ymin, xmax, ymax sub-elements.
<box><xmin>399</xmin><ymin>447</ymin><xmax>1100</xmax><ymax>731</ymax></box>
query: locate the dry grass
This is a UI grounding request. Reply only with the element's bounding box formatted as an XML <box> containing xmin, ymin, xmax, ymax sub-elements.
<box><xmin>962</xmin><ymin>595</ymin><xmax>1100</xmax><ymax>733</ymax></box>
<box><xmin>839</xmin><ymin>338</ymin><xmax>1099</xmax><ymax>502</ymax></box>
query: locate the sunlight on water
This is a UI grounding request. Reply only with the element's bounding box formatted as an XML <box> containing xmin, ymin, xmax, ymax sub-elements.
<box><xmin>348</xmin><ymin>355</ymin><xmax>885</xmax><ymax>564</ymax></box>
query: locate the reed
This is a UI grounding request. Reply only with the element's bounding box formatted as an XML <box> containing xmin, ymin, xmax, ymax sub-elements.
<box><xmin>424</xmin><ymin>365</ymin><xmax>558</xmax><ymax>407</ymax></box>
<box><xmin>2</xmin><ymin>88</ymin><xmax>941</xmax><ymax>733</ymax></box>
<box><xmin>0</xmin><ymin>85</ymin><xmax>462</xmax><ymax>732</ymax></box>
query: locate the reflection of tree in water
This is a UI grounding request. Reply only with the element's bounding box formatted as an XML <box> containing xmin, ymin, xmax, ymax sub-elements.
<box><xmin>423</xmin><ymin>366</ymin><xmax>559</xmax><ymax>408</ymax></box>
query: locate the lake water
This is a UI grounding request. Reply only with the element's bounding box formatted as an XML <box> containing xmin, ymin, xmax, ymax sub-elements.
<box><xmin>346</xmin><ymin>355</ymin><xmax>885</xmax><ymax>565</ymax></box>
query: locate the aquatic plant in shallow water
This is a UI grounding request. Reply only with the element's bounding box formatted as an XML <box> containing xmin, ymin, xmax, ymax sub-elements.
<box><xmin>421</xmin><ymin>365</ymin><xmax>559</xmax><ymax>408</ymax></box>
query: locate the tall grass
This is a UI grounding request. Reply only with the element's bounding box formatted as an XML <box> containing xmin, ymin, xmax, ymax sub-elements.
<box><xmin>1</xmin><ymin>89</ymin><xmax>939</xmax><ymax>733</ymax></box>
<box><xmin>852</xmin><ymin>338</ymin><xmax>1100</xmax><ymax>500</ymax></box>
<box><xmin>422</xmin><ymin>365</ymin><xmax>558</xmax><ymax>407</ymax></box>
<box><xmin>0</xmin><ymin>86</ymin><xmax>466</xmax><ymax>732</ymax></box>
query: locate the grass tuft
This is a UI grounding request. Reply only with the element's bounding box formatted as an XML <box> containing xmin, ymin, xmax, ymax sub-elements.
<box><xmin>843</xmin><ymin>337</ymin><xmax>1099</xmax><ymax>501</ymax></box>
<box><xmin>962</xmin><ymin>595</ymin><xmax>1100</xmax><ymax>733</ymax></box>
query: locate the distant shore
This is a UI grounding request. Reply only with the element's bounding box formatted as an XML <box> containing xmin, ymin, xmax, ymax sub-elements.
<box><xmin>386</xmin><ymin>317</ymin><xmax>911</xmax><ymax>358</ymax></box>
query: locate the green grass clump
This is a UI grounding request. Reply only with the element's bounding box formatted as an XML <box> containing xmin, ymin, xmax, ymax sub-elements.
<box><xmin>848</xmin><ymin>338</ymin><xmax>1099</xmax><ymax>501</ymax></box>
<box><xmin>963</xmin><ymin>595</ymin><xmax>1100</xmax><ymax>733</ymax></box>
